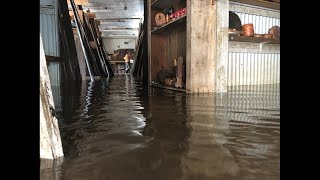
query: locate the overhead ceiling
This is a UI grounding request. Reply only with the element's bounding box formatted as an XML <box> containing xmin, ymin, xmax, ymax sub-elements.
<box><xmin>81</xmin><ymin>0</ymin><xmax>144</xmax><ymax>38</ymax></box>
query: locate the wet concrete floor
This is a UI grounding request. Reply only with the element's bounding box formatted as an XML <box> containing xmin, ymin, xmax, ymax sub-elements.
<box><xmin>41</xmin><ymin>74</ymin><xmax>280</xmax><ymax>180</ymax></box>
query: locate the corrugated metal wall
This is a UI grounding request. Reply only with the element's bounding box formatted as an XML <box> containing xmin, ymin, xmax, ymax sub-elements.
<box><xmin>40</xmin><ymin>2</ymin><xmax>60</xmax><ymax>86</ymax></box>
<box><xmin>227</xmin><ymin>3</ymin><xmax>280</xmax><ymax>88</ymax></box>
<box><xmin>40</xmin><ymin>0</ymin><xmax>61</xmax><ymax>110</ymax></box>
<box><xmin>47</xmin><ymin>60</ymin><xmax>61</xmax><ymax>111</ymax></box>
<box><xmin>229</xmin><ymin>1</ymin><xmax>280</xmax><ymax>33</ymax></box>
<box><xmin>227</xmin><ymin>53</ymin><xmax>280</xmax><ymax>86</ymax></box>
<box><xmin>225</xmin><ymin>85</ymin><xmax>280</xmax><ymax>124</ymax></box>
<box><xmin>40</xmin><ymin>0</ymin><xmax>54</xmax><ymax>5</ymax></box>
<box><xmin>103</xmin><ymin>38</ymin><xmax>136</xmax><ymax>53</ymax></box>
<box><xmin>40</xmin><ymin>7</ymin><xmax>59</xmax><ymax>56</ymax></box>
<box><xmin>235</xmin><ymin>12</ymin><xmax>280</xmax><ymax>34</ymax></box>
<box><xmin>47</xmin><ymin>62</ymin><xmax>61</xmax><ymax>86</ymax></box>
<box><xmin>51</xmin><ymin>84</ymin><xmax>62</xmax><ymax>112</ymax></box>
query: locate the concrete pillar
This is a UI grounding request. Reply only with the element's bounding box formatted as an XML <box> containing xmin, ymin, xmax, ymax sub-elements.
<box><xmin>186</xmin><ymin>0</ymin><xmax>229</xmax><ymax>93</ymax></box>
<box><xmin>216</xmin><ymin>0</ymin><xmax>229</xmax><ymax>92</ymax></box>
<box><xmin>186</xmin><ymin>0</ymin><xmax>216</xmax><ymax>93</ymax></box>
<box><xmin>40</xmin><ymin>35</ymin><xmax>64</xmax><ymax>159</ymax></box>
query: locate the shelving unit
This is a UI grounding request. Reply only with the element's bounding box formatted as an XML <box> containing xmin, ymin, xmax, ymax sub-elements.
<box><xmin>148</xmin><ymin>0</ymin><xmax>187</xmax><ymax>92</ymax></box>
<box><xmin>147</xmin><ymin>0</ymin><xmax>280</xmax><ymax>93</ymax></box>
<box><xmin>228</xmin><ymin>0</ymin><xmax>280</xmax><ymax>46</ymax></box>
<box><xmin>151</xmin><ymin>83</ymin><xmax>186</xmax><ymax>92</ymax></box>
<box><xmin>151</xmin><ymin>15</ymin><xmax>186</xmax><ymax>34</ymax></box>
<box><xmin>148</xmin><ymin>0</ymin><xmax>218</xmax><ymax>93</ymax></box>
<box><xmin>229</xmin><ymin>36</ymin><xmax>279</xmax><ymax>44</ymax></box>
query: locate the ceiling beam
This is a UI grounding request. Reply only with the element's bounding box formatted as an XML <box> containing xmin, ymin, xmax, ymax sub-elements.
<box><xmin>98</xmin><ymin>18</ymin><xmax>141</xmax><ymax>21</ymax></box>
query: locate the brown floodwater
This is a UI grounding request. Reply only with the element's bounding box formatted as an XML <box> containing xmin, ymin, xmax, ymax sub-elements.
<box><xmin>41</xmin><ymin>74</ymin><xmax>280</xmax><ymax>180</ymax></box>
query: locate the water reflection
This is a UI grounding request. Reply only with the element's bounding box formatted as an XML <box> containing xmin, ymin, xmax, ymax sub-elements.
<box><xmin>40</xmin><ymin>157</ymin><xmax>63</xmax><ymax>180</ymax></box>
<box><xmin>181</xmin><ymin>94</ymin><xmax>239</xmax><ymax>180</ymax></box>
<box><xmin>222</xmin><ymin>86</ymin><xmax>280</xmax><ymax>180</ymax></box>
<box><xmin>42</xmin><ymin>75</ymin><xmax>279</xmax><ymax>180</ymax></box>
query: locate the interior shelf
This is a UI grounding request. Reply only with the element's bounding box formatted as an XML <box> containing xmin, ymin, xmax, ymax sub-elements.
<box><xmin>151</xmin><ymin>84</ymin><xmax>186</xmax><ymax>92</ymax></box>
<box><xmin>151</xmin><ymin>15</ymin><xmax>186</xmax><ymax>34</ymax></box>
<box><xmin>229</xmin><ymin>36</ymin><xmax>280</xmax><ymax>44</ymax></box>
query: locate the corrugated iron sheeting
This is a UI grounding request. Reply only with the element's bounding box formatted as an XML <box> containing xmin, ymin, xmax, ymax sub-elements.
<box><xmin>51</xmin><ymin>85</ymin><xmax>62</xmax><ymax>112</ymax></box>
<box><xmin>227</xmin><ymin>52</ymin><xmax>280</xmax><ymax>87</ymax></box>
<box><xmin>47</xmin><ymin>62</ymin><xmax>61</xmax><ymax>86</ymax></box>
<box><xmin>40</xmin><ymin>4</ymin><xmax>61</xmax><ymax>109</ymax></box>
<box><xmin>47</xmin><ymin>62</ymin><xmax>61</xmax><ymax>110</ymax></box>
<box><xmin>40</xmin><ymin>0</ymin><xmax>54</xmax><ymax>6</ymax></box>
<box><xmin>40</xmin><ymin>7</ymin><xmax>59</xmax><ymax>56</ymax></box>
<box><xmin>235</xmin><ymin>12</ymin><xmax>280</xmax><ymax>34</ymax></box>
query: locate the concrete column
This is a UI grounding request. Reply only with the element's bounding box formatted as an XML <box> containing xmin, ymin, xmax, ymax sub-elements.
<box><xmin>186</xmin><ymin>0</ymin><xmax>216</xmax><ymax>93</ymax></box>
<box><xmin>40</xmin><ymin>35</ymin><xmax>64</xmax><ymax>159</ymax></box>
<box><xmin>216</xmin><ymin>0</ymin><xmax>229</xmax><ymax>92</ymax></box>
<box><xmin>186</xmin><ymin>0</ymin><xmax>229</xmax><ymax>93</ymax></box>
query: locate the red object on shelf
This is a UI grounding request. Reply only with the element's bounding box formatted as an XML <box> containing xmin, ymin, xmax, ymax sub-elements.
<box><xmin>242</xmin><ymin>23</ymin><xmax>254</xmax><ymax>37</ymax></box>
<box><xmin>170</xmin><ymin>8</ymin><xmax>186</xmax><ymax>20</ymax></box>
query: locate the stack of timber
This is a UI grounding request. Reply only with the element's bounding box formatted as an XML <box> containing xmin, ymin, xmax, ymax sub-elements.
<box><xmin>69</xmin><ymin>0</ymin><xmax>112</xmax><ymax>80</ymax></box>
<box><xmin>86</xmin><ymin>17</ymin><xmax>114</xmax><ymax>77</ymax></box>
<box><xmin>132</xmin><ymin>23</ymin><xmax>145</xmax><ymax>77</ymax></box>
<box><xmin>83</xmin><ymin>13</ymin><xmax>108</xmax><ymax>78</ymax></box>
<box><xmin>57</xmin><ymin>0</ymin><xmax>81</xmax><ymax>83</ymax></box>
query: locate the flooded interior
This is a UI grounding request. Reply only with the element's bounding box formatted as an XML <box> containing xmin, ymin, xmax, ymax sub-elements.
<box><xmin>41</xmin><ymin>74</ymin><xmax>280</xmax><ymax>180</ymax></box>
